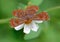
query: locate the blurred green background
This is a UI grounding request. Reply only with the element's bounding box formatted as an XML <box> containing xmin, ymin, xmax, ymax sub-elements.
<box><xmin>0</xmin><ymin>0</ymin><xmax>60</xmax><ymax>42</ymax></box>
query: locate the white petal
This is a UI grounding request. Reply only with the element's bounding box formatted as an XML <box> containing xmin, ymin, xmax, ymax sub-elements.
<box><xmin>31</xmin><ymin>21</ymin><xmax>39</xmax><ymax>32</ymax></box>
<box><xmin>34</xmin><ymin>20</ymin><xmax>43</xmax><ymax>23</ymax></box>
<box><xmin>14</xmin><ymin>24</ymin><xmax>24</xmax><ymax>31</ymax></box>
<box><xmin>24</xmin><ymin>24</ymin><xmax>31</xmax><ymax>34</ymax></box>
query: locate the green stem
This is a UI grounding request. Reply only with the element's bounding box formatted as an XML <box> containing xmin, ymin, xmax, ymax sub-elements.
<box><xmin>0</xmin><ymin>18</ymin><xmax>11</xmax><ymax>24</ymax></box>
<box><xmin>45</xmin><ymin>6</ymin><xmax>60</xmax><ymax>11</ymax></box>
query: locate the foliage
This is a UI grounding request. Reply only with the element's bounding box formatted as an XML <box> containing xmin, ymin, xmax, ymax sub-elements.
<box><xmin>0</xmin><ymin>0</ymin><xmax>60</xmax><ymax>42</ymax></box>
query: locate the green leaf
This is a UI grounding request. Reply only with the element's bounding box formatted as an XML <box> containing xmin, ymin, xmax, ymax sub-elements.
<box><xmin>40</xmin><ymin>0</ymin><xmax>60</xmax><ymax>11</ymax></box>
<box><xmin>17</xmin><ymin>3</ymin><xmax>26</xmax><ymax>9</ymax></box>
<box><xmin>0</xmin><ymin>23</ymin><xmax>25</xmax><ymax>42</ymax></box>
<box><xmin>46</xmin><ymin>6</ymin><xmax>60</xmax><ymax>29</ymax></box>
<box><xmin>0</xmin><ymin>0</ymin><xmax>16</xmax><ymax>18</ymax></box>
<box><xmin>24</xmin><ymin>26</ymin><xmax>42</xmax><ymax>40</ymax></box>
<box><xmin>0</xmin><ymin>0</ymin><xmax>26</xmax><ymax>19</ymax></box>
<box><xmin>29</xmin><ymin>0</ymin><xmax>43</xmax><ymax>6</ymax></box>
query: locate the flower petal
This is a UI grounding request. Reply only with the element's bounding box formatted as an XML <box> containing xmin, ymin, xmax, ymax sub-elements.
<box><xmin>33</xmin><ymin>12</ymin><xmax>49</xmax><ymax>21</ymax></box>
<box><xmin>26</xmin><ymin>6</ymin><xmax>39</xmax><ymax>14</ymax></box>
<box><xmin>34</xmin><ymin>20</ymin><xmax>43</xmax><ymax>23</ymax></box>
<box><xmin>37</xmin><ymin>12</ymin><xmax>49</xmax><ymax>20</ymax></box>
<box><xmin>24</xmin><ymin>24</ymin><xmax>31</xmax><ymax>34</ymax></box>
<box><xmin>31</xmin><ymin>21</ymin><xmax>39</xmax><ymax>32</ymax></box>
<box><xmin>27</xmin><ymin>6</ymin><xmax>39</xmax><ymax>12</ymax></box>
<box><xmin>13</xmin><ymin>9</ymin><xmax>25</xmax><ymax>18</ymax></box>
<box><xmin>14</xmin><ymin>24</ymin><xmax>24</xmax><ymax>31</ymax></box>
<box><xmin>10</xmin><ymin>18</ymin><xmax>24</xmax><ymax>27</ymax></box>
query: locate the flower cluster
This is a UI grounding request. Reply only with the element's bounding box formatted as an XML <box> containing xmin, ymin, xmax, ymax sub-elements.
<box><xmin>10</xmin><ymin>6</ymin><xmax>49</xmax><ymax>34</ymax></box>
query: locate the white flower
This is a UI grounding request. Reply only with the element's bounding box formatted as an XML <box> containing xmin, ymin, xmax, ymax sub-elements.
<box><xmin>14</xmin><ymin>20</ymin><xmax>43</xmax><ymax>34</ymax></box>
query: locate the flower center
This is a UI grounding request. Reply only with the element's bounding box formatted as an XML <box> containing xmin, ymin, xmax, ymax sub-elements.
<box><xmin>24</xmin><ymin>19</ymin><xmax>32</xmax><ymax>24</ymax></box>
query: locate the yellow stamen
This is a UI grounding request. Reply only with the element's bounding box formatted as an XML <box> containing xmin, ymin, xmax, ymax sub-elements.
<box><xmin>25</xmin><ymin>19</ymin><xmax>32</xmax><ymax>24</ymax></box>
